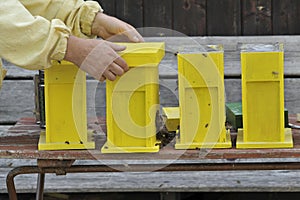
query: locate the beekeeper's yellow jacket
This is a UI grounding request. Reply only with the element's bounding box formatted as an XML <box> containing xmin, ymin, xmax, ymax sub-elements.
<box><xmin>0</xmin><ymin>0</ymin><xmax>103</xmax><ymax>89</ymax></box>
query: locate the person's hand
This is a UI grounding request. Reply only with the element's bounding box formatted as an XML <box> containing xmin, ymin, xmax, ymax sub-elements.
<box><xmin>64</xmin><ymin>35</ymin><xmax>128</xmax><ymax>81</ymax></box>
<box><xmin>91</xmin><ymin>12</ymin><xmax>144</xmax><ymax>43</ymax></box>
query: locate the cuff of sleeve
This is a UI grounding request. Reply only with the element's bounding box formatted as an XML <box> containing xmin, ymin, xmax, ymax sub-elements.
<box><xmin>50</xmin><ymin>22</ymin><xmax>71</xmax><ymax>62</ymax></box>
<box><xmin>50</xmin><ymin>35</ymin><xmax>69</xmax><ymax>62</ymax></box>
<box><xmin>80</xmin><ymin>1</ymin><xmax>103</xmax><ymax>37</ymax></box>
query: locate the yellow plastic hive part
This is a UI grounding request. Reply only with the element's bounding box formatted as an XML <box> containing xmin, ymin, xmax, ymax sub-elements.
<box><xmin>38</xmin><ymin>61</ymin><xmax>94</xmax><ymax>150</ymax></box>
<box><xmin>102</xmin><ymin>42</ymin><xmax>165</xmax><ymax>153</ymax></box>
<box><xmin>237</xmin><ymin>43</ymin><xmax>293</xmax><ymax>148</ymax></box>
<box><xmin>175</xmin><ymin>45</ymin><xmax>232</xmax><ymax>149</ymax></box>
<box><xmin>162</xmin><ymin>107</ymin><xmax>180</xmax><ymax>132</ymax></box>
<box><xmin>0</xmin><ymin>60</ymin><xmax>7</xmax><ymax>89</ymax></box>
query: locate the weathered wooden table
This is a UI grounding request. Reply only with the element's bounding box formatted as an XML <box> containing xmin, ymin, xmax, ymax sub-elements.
<box><xmin>1</xmin><ymin>115</ymin><xmax>300</xmax><ymax>200</ymax></box>
<box><xmin>1</xmin><ymin>36</ymin><xmax>300</xmax><ymax>199</ymax></box>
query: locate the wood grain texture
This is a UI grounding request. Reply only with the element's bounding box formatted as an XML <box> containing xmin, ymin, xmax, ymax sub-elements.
<box><xmin>173</xmin><ymin>0</ymin><xmax>206</xmax><ymax>36</ymax></box>
<box><xmin>1</xmin><ymin>116</ymin><xmax>300</xmax><ymax>160</ymax></box>
<box><xmin>115</xmin><ymin>0</ymin><xmax>143</xmax><ymax>29</ymax></box>
<box><xmin>0</xmin><ymin>117</ymin><xmax>300</xmax><ymax>193</ymax></box>
<box><xmin>207</xmin><ymin>0</ymin><xmax>241</xmax><ymax>36</ymax></box>
<box><xmin>242</xmin><ymin>0</ymin><xmax>272</xmax><ymax>35</ymax></box>
<box><xmin>95</xmin><ymin>0</ymin><xmax>116</xmax><ymax>16</ymax></box>
<box><xmin>273</xmin><ymin>0</ymin><xmax>300</xmax><ymax>35</ymax></box>
<box><xmin>143</xmin><ymin>0</ymin><xmax>173</xmax><ymax>36</ymax></box>
<box><xmin>0</xmin><ymin>126</ymin><xmax>12</xmax><ymax>137</ymax></box>
<box><xmin>0</xmin><ymin>80</ymin><xmax>35</xmax><ymax>123</ymax></box>
<box><xmin>90</xmin><ymin>0</ymin><xmax>300</xmax><ymax>36</ymax></box>
<box><xmin>2</xmin><ymin>167</ymin><xmax>300</xmax><ymax>193</ymax></box>
<box><xmin>144</xmin><ymin>0</ymin><xmax>173</xmax><ymax>28</ymax></box>
<box><xmin>1</xmin><ymin>78</ymin><xmax>299</xmax><ymax>124</ymax></box>
<box><xmin>1</xmin><ymin>36</ymin><xmax>300</xmax><ymax>124</ymax></box>
<box><xmin>0</xmin><ymin>80</ymin><xmax>107</xmax><ymax>124</ymax></box>
<box><xmin>4</xmin><ymin>36</ymin><xmax>300</xmax><ymax>78</ymax></box>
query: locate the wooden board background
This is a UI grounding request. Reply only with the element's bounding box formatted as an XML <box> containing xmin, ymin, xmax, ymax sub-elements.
<box><xmin>1</xmin><ymin>36</ymin><xmax>300</xmax><ymax>125</ymax></box>
<box><xmin>95</xmin><ymin>0</ymin><xmax>300</xmax><ymax>36</ymax></box>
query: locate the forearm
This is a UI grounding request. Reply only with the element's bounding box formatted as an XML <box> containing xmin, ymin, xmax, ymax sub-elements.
<box><xmin>0</xmin><ymin>1</ymin><xmax>70</xmax><ymax>70</ymax></box>
<box><xmin>64</xmin><ymin>36</ymin><xmax>89</xmax><ymax>67</ymax></box>
<box><xmin>20</xmin><ymin>0</ymin><xmax>103</xmax><ymax>38</ymax></box>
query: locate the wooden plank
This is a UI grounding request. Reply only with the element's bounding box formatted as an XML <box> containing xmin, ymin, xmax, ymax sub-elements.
<box><xmin>201</xmin><ymin>36</ymin><xmax>300</xmax><ymax>51</ymax></box>
<box><xmin>0</xmin><ymin>80</ymin><xmax>107</xmax><ymax>124</ymax></box>
<box><xmin>257</xmin><ymin>0</ymin><xmax>272</xmax><ymax>34</ymax></box>
<box><xmin>1</xmin><ymin>78</ymin><xmax>300</xmax><ymax>124</ymax></box>
<box><xmin>0</xmin><ymin>158</ymin><xmax>36</xmax><ymax>168</ymax></box>
<box><xmin>0</xmin><ymin>80</ymin><xmax>35</xmax><ymax>124</ymax></box>
<box><xmin>2</xmin><ymin>167</ymin><xmax>300</xmax><ymax>193</ymax></box>
<box><xmin>1</xmin><ymin>116</ymin><xmax>300</xmax><ymax>160</ymax></box>
<box><xmin>95</xmin><ymin>0</ymin><xmax>116</xmax><ymax>16</ymax></box>
<box><xmin>2</xmin><ymin>61</ymin><xmax>36</xmax><ymax>78</ymax></box>
<box><xmin>115</xmin><ymin>0</ymin><xmax>143</xmax><ymax>29</ymax></box>
<box><xmin>207</xmin><ymin>0</ymin><xmax>241</xmax><ymax>36</ymax></box>
<box><xmin>0</xmin><ymin>192</ymin><xmax>162</xmax><ymax>200</ymax></box>
<box><xmin>0</xmin><ymin>126</ymin><xmax>12</xmax><ymax>137</ymax></box>
<box><xmin>145</xmin><ymin>36</ymin><xmax>300</xmax><ymax>52</ymax></box>
<box><xmin>173</xmin><ymin>0</ymin><xmax>206</xmax><ymax>36</ymax></box>
<box><xmin>2</xmin><ymin>37</ymin><xmax>300</xmax><ymax>122</ymax></box>
<box><xmin>160</xmin><ymin>79</ymin><xmax>178</xmax><ymax>107</ymax></box>
<box><xmin>273</xmin><ymin>0</ymin><xmax>300</xmax><ymax>35</ymax></box>
<box><xmin>3</xmin><ymin>36</ymin><xmax>300</xmax><ymax>78</ymax></box>
<box><xmin>144</xmin><ymin>0</ymin><xmax>173</xmax><ymax>28</ymax></box>
<box><xmin>242</xmin><ymin>0</ymin><xmax>272</xmax><ymax>35</ymax></box>
<box><xmin>147</xmin><ymin>36</ymin><xmax>300</xmax><ymax>76</ymax></box>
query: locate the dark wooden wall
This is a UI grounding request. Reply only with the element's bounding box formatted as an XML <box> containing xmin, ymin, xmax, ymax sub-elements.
<box><xmin>95</xmin><ymin>0</ymin><xmax>300</xmax><ymax>36</ymax></box>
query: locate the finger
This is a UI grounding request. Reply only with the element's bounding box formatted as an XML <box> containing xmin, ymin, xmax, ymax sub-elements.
<box><xmin>107</xmin><ymin>42</ymin><xmax>126</xmax><ymax>52</ymax></box>
<box><xmin>123</xmin><ymin>25</ymin><xmax>144</xmax><ymax>42</ymax></box>
<box><xmin>103</xmin><ymin>70</ymin><xmax>117</xmax><ymax>81</ymax></box>
<box><xmin>106</xmin><ymin>34</ymin><xmax>130</xmax><ymax>42</ymax></box>
<box><xmin>109</xmin><ymin>62</ymin><xmax>124</xmax><ymax>76</ymax></box>
<box><xmin>99</xmin><ymin>76</ymin><xmax>106</xmax><ymax>82</ymax></box>
<box><xmin>98</xmin><ymin>29</ymin><xmax>113</xmax><ymax>40</ymax></box>
<box><xmin>114</xmin><ymin>56</ymin><xmax>129</xmax><ymax>72</ymax></box>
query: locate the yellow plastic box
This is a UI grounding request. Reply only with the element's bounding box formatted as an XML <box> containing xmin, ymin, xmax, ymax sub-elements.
<box><xmin>162</xmin><ymin>107</ymin><xmax>180</xmax><ymax>132</ymax></box>
<box><xmin>102</xmin><ymin>42</ymin><xmax>165</xmax><ymax>153</ymax></box>
<box><xmin>175</xmin><ymin>45</ymin><xmax>231</xmax><ymax>149</ymax></box>
<box><xmin>237</xmin><ymin>43</ymin><xmax>293</xmax><ymax>148</ymax></box>
<box><xmin>39</xmin><ymin>61</ymin><xmax>94</xmax><ymax>150</ymax></box>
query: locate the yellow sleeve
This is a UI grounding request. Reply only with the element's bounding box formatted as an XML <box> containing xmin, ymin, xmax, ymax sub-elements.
<box><xmin>20</xmin><ymin>0</ymin><xmax>103</xmax><ymax>38</ymax></box>
<box><xmin>0</xmin><ymin>1</ymin><xmax>71</xmax><ymax>70</ymax></box>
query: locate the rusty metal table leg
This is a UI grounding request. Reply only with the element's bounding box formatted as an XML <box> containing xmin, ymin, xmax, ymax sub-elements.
<box><xmin>6</xmin><ymin>168</ymin><xmax>18</xmax><ymax>200</ymax></box>
<box><xmin>6</xmin><ymin>166</ymin><xmax>41</xmax><ymax>200</ymax></box>
<box><xmin>36</xmin><ymin>173</ymin><xmax>45</xmax><ymax>200</ymax></box>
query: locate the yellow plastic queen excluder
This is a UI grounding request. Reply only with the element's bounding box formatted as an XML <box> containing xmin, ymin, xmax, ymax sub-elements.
<box><xmin>102</xmin><ymin>42</ymin><xmax>165</xmax><ymax>153</ymax></box>
<box><xmin>175</xmin><ymin>45</ymin><xmax>231</xmax><ymax>149</ymax></box>
<box><xmin>237</xmin><ymin>43</ymin><xmax>293</xmax><ymax>148</ymax></box>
